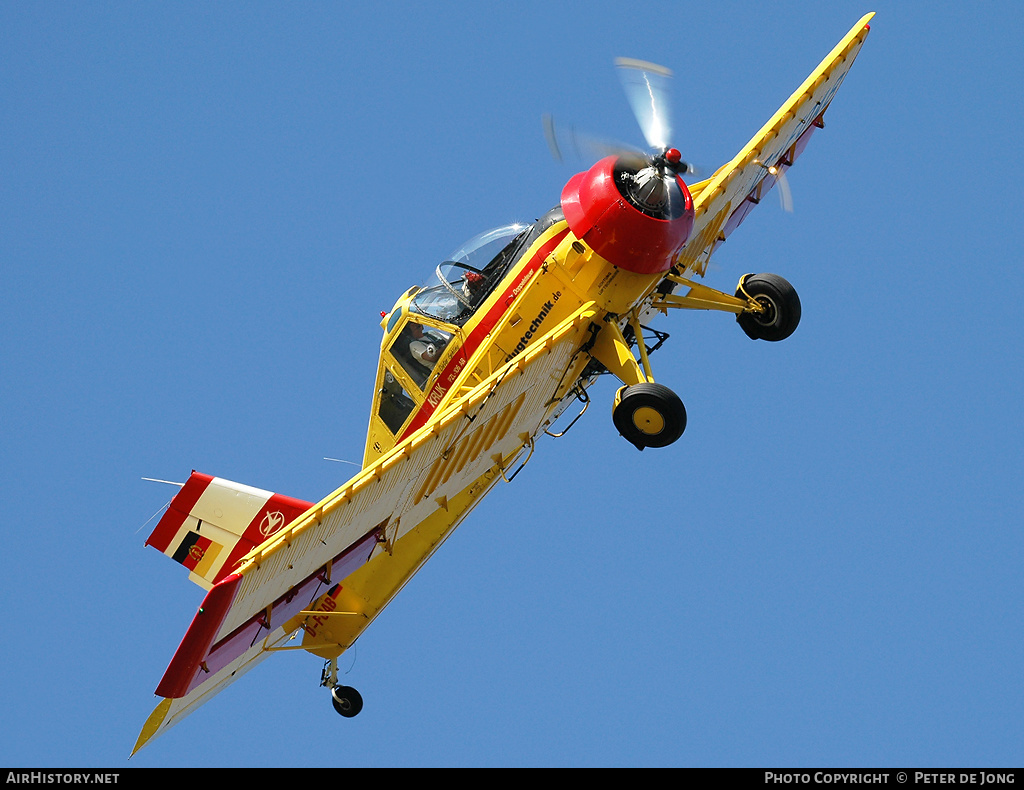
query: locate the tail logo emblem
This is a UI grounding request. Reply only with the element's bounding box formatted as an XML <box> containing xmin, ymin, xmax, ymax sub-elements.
<box><xmin>260</xmin><ymin>510</ymin><xmax>286</xmax><ymax>537</ymax></box>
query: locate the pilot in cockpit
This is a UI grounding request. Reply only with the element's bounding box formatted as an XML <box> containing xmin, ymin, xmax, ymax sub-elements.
<box><xmin>393</xmin><ymin>322</ymin><xmax>452</xmax><ymax>389</ymax></box>
<box><xmin>409</xmin><ymin>323</ymin><xmax>445</xmax><ymax>370</ymax></box>
<box><xmin>461</xmin><ymin>270</ymin><xmax>486</xmax><ymax>306</ymax></box>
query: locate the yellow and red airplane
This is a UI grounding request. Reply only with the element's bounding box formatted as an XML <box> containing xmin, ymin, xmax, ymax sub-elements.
<box><xmin>133</xmin><ymin>13</ymin><xmax>874</xmax><ymax>755</ymax></box>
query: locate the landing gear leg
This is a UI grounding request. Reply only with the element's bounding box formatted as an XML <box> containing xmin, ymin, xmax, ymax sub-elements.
<box><xmin>590</xmin><ymin>312</ymin><xmax>688</xmax><ymax>451</ymax></box>
<box><xmin>321</xmin><ymin>658</ymin><xmax>364</xmax><ymax>719</ymax></box>
<box><xmin>650</xmin><ymin>270</ymin><xmax>801</xmax><ymax>342</ymax></box>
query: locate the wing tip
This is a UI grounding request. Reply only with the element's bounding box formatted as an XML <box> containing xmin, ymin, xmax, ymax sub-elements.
<box><xmin>131</xmin><ymin>696</ymin><xmax>173</xmax><ymax>758</ymax></box>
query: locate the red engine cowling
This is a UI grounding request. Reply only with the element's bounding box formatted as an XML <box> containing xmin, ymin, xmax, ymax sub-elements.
<box><xmin>560</xmin><ymin>154</ymin><xmax>695</xmax><ymax>275</ymax></box>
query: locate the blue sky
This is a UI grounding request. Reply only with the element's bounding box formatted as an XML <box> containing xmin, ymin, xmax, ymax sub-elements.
<box><xmin>3</xmin><ymin>1</ymin><xmax>1022</xmax><ymax>768</ymax></box>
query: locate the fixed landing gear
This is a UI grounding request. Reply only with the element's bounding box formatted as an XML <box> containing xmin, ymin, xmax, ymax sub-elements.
<box><xmin>612</xmin><ymin>382</ymin><xmax>686</xmax><ymax>450</ymax></box>
<box><xmin>589</xmin><ymin>312</ymin><xmax>687</xmax><ymax>451</ymax></box>
<box><xmin>596</xmin><ymin>271</ymin><xmax>799</xmax><ymax>450</ymax></box>
<box><xmin>322</xmin><ymin>658</ymin><xmax>363</xmax><ymax>719</ymax></box>
<box><xmin>735</xmin><ymin>273</ymin><xmax>801</xmax><ymax>342</ymax></box>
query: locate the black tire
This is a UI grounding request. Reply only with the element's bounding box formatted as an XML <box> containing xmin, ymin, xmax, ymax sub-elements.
<box><xmin>331</xmin><ymin>685</ymin><xmax>363</xmax><ymax>718</ymax></box>
<box><xmin>612</xmin><ymin>382</ymin><xmax>686</xmax><ymax>450</ymax></box>
<box><xmin>735</xmin><ymin>273</ymin><xmax>801</xmax><ymax>341</ymax></box>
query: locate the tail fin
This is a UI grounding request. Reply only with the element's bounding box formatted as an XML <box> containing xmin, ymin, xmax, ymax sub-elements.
<box><xmin>145</xmin><ymin>471</ymin><xmax>314</xmax><ymax>589</ymax></box>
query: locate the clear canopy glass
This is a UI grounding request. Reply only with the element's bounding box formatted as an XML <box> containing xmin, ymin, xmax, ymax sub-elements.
<box><xmin>409</xmin><ymin>223</ymin><xmax>529</xmax><ymax>324</ymax></box>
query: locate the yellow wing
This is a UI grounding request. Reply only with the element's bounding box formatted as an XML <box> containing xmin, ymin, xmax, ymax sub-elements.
<box><xmin>133</xmin><ymin>300</ymin><xmax>600</xmax><ymax>755</ymax></box>
<box><xmin>677</xmin><ymin>12</ymin><xmax>875</xmax><ymax>277</ymax></box>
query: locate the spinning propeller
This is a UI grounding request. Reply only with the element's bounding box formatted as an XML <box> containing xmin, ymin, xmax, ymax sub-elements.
<box><xmin>545</xmin><ymin>57</ymin><xmax>795</xmax><ymax>212</ymax></box>
<box><xmin>610</xmin><ymin>57</ymin><xmax>695</xmax><ymax>219</ymax></box>
<box><xmin>544</xmin><ymin>58</ymin><xmax>695</xmax><ymax>176</ymax></box>
<box><xmin>614</xmin><ymin>58</ymin><xmax>674</xmax><ymax>155</ymax></box>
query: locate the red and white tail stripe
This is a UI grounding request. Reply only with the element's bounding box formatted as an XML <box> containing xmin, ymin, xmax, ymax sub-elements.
<box><xmin>146</xmin><ymin>472</ymin><xmax>313</xmax><ymax>589</ymax></box>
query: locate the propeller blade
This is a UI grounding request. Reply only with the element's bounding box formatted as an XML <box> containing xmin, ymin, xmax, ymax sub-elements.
<box><xmin>542</xmin><ymin>113</ymin><xmax>644</xmax><ymax>165</ymax></box>
<box><xmin>542</xmin><ymin>113</ymin><xmax>563</xmax><ymax>162</ymax></box>
<box><xmin>774</xmin><ymin>166</ymin><xmax>794</xmax><ymax>213</ymax></box>
<box><xmin>754</xmin><ymin>159</ymin><xmax>795</xmax><ymax>213</ymax></box>
<box><xmin>679</xmin><ymin>160</ymin><xmax>704</xmax><ymax>179</ymax></box>
<box><xmin>615</xmin><ymin>57</ymin><xmax>673</xmax><ymax>151</ymax></box>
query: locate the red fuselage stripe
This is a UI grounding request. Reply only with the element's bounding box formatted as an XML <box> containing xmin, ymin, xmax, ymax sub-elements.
<box><xmin>399</xmin><ymin>227</ymin><xmax>569</xmax><ymax>440</ymax></box>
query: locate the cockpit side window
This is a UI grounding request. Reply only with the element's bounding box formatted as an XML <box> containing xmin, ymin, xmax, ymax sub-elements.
<box><xmin>378</xmin><ymin>369</ymin><xmax>416</xmax><ymax>435</ymax></box>
<box><xmin>388</xmin><ymin>322</ymin><xmax>453</xmax><ymax>390</ymax></box>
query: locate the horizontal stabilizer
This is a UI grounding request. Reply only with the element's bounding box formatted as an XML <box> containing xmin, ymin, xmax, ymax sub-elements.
<box><xmin>146</xmin><ymin>471</ymin><xmax>314</xmax><ymax>589</ymax></box>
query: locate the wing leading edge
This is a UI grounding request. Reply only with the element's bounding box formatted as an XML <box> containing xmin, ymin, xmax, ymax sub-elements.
<box><xmin>133</xmin><ymin>300</ymin><xmax>601</xmax><ymax>756</ymax></box>
<box><xmin>133</xmin><ymin>14</ymin><xmax>876</xmax><ymax>756</ymax></box>
<box><xmin>677</xmin><ymin>12</ymin><xmax>875</xmax><ymax>276</ymax></box>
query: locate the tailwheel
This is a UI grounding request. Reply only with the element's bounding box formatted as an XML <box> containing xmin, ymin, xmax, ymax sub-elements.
<box><xmin>322</xmin><ymin>658</ymin><xmax>363</xmax><ymax>718</ymax></box>
<box><xmin>612</xmin><ymin>382</ymin><xmax>686</xmax><ymax>450</ymax></box>
<box><xmin>735</xmin><ymin>273</ymin><xmax>801</xmax><ymax>341</ymax></box>
<box><xmin>331</xmin><ymin>685</ymin><xmax>363</xmax><ymax>718</ymax></box>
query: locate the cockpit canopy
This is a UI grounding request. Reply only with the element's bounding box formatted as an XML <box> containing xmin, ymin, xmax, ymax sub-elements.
<box><xmin>409</xmin><ymin>223</ymin><xmax>530</xmax><ymax>325</ymax></box>
<box><xmin>368</xmin><ymin>209</ymin><xmax>565</xmax><ymax>465</ymax></box>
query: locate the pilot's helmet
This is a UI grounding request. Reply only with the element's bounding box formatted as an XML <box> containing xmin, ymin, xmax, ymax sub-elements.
<box><xmin>409</xmin><ymin>339</ymin><xmax>439</xmax><ymax>365</ymax></box>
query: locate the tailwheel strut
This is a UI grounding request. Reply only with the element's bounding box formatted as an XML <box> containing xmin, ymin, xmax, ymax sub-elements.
<box><xmin>322</xmin><ymin>658</ymin><xmax>363</xmax><ymax>719</ymax></box>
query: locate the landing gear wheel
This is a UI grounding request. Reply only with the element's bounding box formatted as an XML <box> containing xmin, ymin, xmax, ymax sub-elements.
<box><xmin>736</xmin><ymin>273</ymin><xmax>801</xmax><ymax>341</ymax></box>
<box><xmin>612</xmin><ymin>382</ymin><xmax>686</xmax><ymax>450</ymax></box>
<box><xmin>331</xmin><ymin>685</ymin><xmax>363</xmax><ymax>718</ymax></box>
